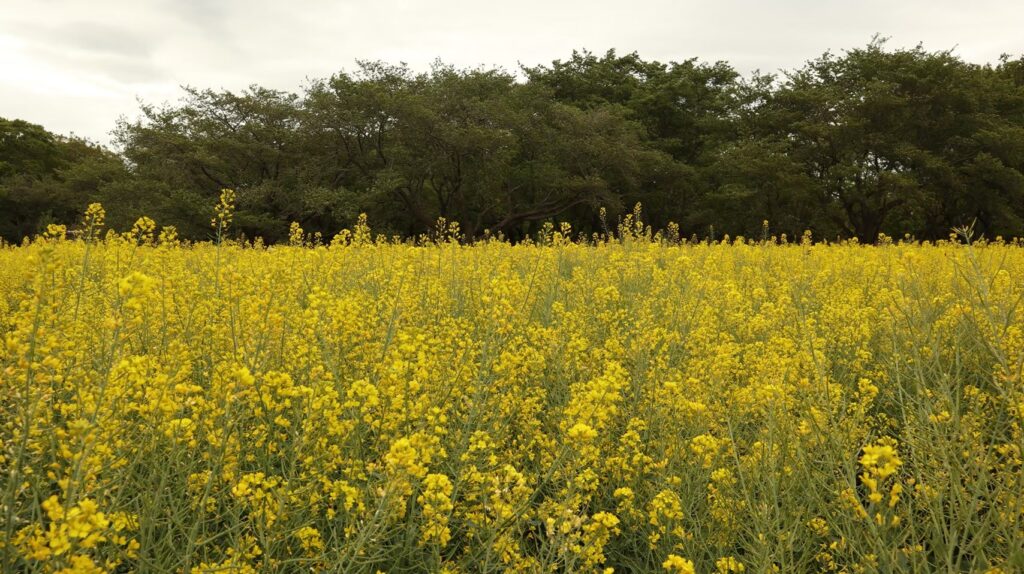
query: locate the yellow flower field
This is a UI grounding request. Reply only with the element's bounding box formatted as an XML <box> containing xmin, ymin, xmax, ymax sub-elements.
<box><xmin>2</xmin><ymin>205</ymin><xmax>1024</xmax><ymax>573</ymax></box>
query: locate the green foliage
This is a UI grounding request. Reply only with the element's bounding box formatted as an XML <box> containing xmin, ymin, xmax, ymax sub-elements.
<box><xmin>767</xmin><ymin>38</ymin><xmax>1024</xmax><ymax>240</ymax></box>
<box><xmin>0</xmin><ymin>118</ymin><xmax>129</xmax><ymax>242</ymax></box>
<box><xmin>3</xmin><ymin>40</ymin><xmax>1024</xmax><ymax>243</ymax></box>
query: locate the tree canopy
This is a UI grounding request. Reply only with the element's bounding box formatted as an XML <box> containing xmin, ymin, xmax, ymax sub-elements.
<box><xmin>3</xmin><ymin>39</ymin><xmax>1024</xmax><ymax>243</ymax></box>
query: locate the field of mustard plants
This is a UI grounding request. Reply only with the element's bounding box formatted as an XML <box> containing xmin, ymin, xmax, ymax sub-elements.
<box><xmin>2</xmin><ymin>199</ymin><xmax>1024</xmax><ymax>573</ymax></box>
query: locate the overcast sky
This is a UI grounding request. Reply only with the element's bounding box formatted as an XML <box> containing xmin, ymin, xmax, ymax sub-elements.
<box><xmin>2</xmin><ymin>0</ymin><xmax>1022</xmax><ymax>145</ymax></box>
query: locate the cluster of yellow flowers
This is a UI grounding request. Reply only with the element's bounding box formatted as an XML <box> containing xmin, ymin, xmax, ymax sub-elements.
<box><xmin>2</xmin><ymin>204</ymin><xmax>1024</xmax><ymax>573</ymax></box>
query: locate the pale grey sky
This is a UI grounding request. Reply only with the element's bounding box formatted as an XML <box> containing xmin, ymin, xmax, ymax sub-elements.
<box><xmin>2</xmin><ymin>0</ymin><xmax>1022</xmax><ymax>145</ymax></box>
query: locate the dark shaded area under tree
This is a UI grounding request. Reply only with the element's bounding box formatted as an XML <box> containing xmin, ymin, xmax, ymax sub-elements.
<box><xmin>3</xmin><ymin>39</ymin><xmax>1024</xmax><ymax>244</ymax></box>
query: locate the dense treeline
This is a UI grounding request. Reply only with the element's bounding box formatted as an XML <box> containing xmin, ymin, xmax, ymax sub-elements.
<box><xmin>3</xmin><ymin>39</ymin><xmax>1024</xmax><ymax>243</ymax></box>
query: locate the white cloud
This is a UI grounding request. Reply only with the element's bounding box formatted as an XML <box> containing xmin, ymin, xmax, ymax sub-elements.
<box><xmin>1</xmin><ymin>0</ymin><xmax>1021</xmax><ymax>144</ymax></box>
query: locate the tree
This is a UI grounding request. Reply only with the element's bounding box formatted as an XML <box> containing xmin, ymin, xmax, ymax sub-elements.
<box><xmin>0</xmin><ymin>118</ymin><xmax>127</xmax><ymax>242</ymax></box>
<box><xmin>701</xmin><ymin>139</ymin><xmax>820</xmax><ymax>238</ymax></box>
<box><xmin>768</xmin><ymin>39</ymin><xmax>1024</xmax><ymax>240</ymax></box>
<box><xmin>302</xmin><ymin>61</ymin><xmax>669</xmax><ymax>239</ymax></box>
<box><xmin>6</xmin><ymin>44</ymin><xmax>1024</xmax><ymax>244</ymax></box>
<box><xmin>524</xmin><ymin>49</ymin><xmax>744</xmax><ymax>231</ymax></box>
<box><xmin>115</xmin><ymin>86</ymin><xmax>304</xmax><ymax>241</ymax></box>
